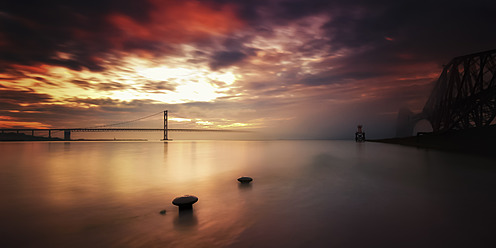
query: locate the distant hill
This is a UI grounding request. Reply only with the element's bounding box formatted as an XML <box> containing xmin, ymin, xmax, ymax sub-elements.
<box><xmin>0</xmin><ymin>132</ymin><xmax>63</xmax><ymax>141</ymax></box>
<box><xmin>370</xmin><ymin>125</ymin><xmax>496</xmax><ymax>158</ymax></box>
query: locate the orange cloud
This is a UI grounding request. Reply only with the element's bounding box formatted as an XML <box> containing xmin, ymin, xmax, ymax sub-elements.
<box><xmin>0</xmin><ymin>116</ymin><xmax>15</xmax><ymax>120</ymax></box>
<box><xmin>108</xmin><ymin>0</ymin><xmax>244</xmax><ymax>45</ymax></box>
<box><xmin>12</xmin><ymin>64</ymin><xmax>50</xmax><ymax>74</ymax></box>
<box><xmin>0</xmin><ymin>120</ymin><xmax>52</xmax><ymax>129</ymax></box>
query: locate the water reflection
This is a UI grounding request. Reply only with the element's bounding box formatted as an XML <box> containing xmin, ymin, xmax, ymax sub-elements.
<box><xmin>173</xmin><ymin>209</ymin><xmax>198</xmax><ymax>230</ymax></box>
<box><xmin>1</xmin><ymin>140</ymin><xmax>495</xmax><ymax>248</ymax></box>
<box><xmin>163</xmin><ymin>142</ymin><xmax>168</xmax><ymax>160</ymax></box>
<box><xmin>355</xmin><ymin>141</ymin><xmax>365</xmax><ymax>153</ymax></box>
<box><xmin>237</xmin><ymin>183</ymin><xmax>252</xmax><ymax>191</ymax></box>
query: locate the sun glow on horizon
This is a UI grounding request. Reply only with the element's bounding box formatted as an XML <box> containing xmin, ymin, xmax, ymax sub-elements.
<box><xmin>2</xmin><ymin>53</ymin><xmax>242</xmax><ymax>106</ymax></box>
<box><xmin>134</xmin><ymin>62</ymin><xmax>239</xmax><ymax>102</ymax></box>
<box><xmin>137</xmin><ymin>67</ymin><xmax>196</xmax><ymax>81</ymax></box>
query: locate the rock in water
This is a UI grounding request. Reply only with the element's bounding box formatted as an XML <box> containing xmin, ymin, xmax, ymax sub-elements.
<box><xmin>237</xmin><ymin>176</ymin><xmax>253</xmax><ymax>184</ymax></box>
<box><xmin>159</xmin><ymin>209</ymin><xmax>166</xmax><ymax>215</ymax></box>
<box><xmin>172</xmin><ymin>195</ymin><xmax>198</xmax><ymax>210</ymax></box>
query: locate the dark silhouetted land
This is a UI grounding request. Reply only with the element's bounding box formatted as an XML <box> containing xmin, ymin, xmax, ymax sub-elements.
<box><xmin>370</xmin><ymin>125</ymin><xmax>496</xmax><ymax>158</ymax></box>
<box><xmin>0</xmin><ymin>132</ymin><xmax>148</xmax><ymax>141</ymax></box>
<box><xmin>0</xmin><ymin>132</ymin><xmax>63</xmax><ymax>141</ymax></box>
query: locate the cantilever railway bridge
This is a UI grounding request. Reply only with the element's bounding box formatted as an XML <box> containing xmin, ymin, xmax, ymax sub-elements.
<box><xmin>0</xmin><ymin>111</ymin><xmax>247</xmax><ymax>141</ymax></box>
<box><xmin>396</xmin><ymin>49</ymin><xmax>496</xmax><ymax>137</ymax></box>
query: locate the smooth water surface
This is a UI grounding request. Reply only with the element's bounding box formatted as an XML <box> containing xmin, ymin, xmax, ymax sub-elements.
<box><xmin>0</xmin><ymin>140</ymin><xmax>495</xmax><ymax>247</ymax></box>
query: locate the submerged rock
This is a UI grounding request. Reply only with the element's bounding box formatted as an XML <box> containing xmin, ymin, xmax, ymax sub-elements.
<box><xmin>172</xmin><ymin>195</ymin><xmax>198</xmax><ymax>210</ymax></box>
<box><xmin>159</xmin><ymin>209</ymin><xmax>166</xmax><ymax>215</ymax></box>
<box><xmin>237</xmin><ymin>176</ymin><xmax>253</xmax><ymax>184</ymax></box>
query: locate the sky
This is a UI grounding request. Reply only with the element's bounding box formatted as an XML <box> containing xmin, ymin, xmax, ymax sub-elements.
<box><xmin>1</xmin><ymin>0</ymin><xmax>495</xmax><ymax>139</ymax></box>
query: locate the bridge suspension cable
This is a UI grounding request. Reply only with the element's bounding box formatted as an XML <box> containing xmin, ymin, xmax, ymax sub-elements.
<box><xmin>82</xmin><ymin>111</ymin><xmax>164</xmax><ymax>129</ymax></box>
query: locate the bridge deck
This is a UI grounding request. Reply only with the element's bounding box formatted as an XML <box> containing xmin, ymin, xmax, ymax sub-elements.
<box><xmin>0</xmin><ymin>128</ymin><xmax>246</xmax><ymax>132</ymax></box>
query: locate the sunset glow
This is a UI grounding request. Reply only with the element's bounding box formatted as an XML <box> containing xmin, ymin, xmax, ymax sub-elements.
<box><xmin>1</xmin><ymin>0</ymin><xmax>494</xmax><ymax>138</ymax></box>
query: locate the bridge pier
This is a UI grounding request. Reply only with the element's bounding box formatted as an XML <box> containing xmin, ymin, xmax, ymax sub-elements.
<box><xmin>64</xmin><ymin>130</ymin><xmax>71</xmax><ymax>141</ymax></box>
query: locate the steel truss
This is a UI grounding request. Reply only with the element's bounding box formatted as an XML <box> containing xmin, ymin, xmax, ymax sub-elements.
<box><xmin>422</xmin><ymin>49</ymin><xmax>496</xmax><ymax>132</ymax></box>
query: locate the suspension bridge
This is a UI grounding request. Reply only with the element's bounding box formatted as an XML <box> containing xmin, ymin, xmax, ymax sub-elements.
<box><xmin>396</xmin><ymin>49</ymin><xmax>496</xmax><ymax>137</ymax></box>
<box><xmin>0</xmin><ymin>110</ymin><xmax>246</xmax><ymax>141</ymax></box>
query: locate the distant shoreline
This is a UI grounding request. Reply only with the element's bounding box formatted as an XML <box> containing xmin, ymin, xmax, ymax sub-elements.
<box><xmin>73</xmin><ymin>139</ymin><xmax>148</xmax><ymax>141</ymax></box>
<box><xmin>0</xmin><ymin>132</ymin><xmax>147</xmax><ymax>142</ymax></box>
<box><xmin>369</xmin><ymin>125</ymin><xmax>496</xmax><ymax>158</ymax></box>
<box><xmin>0</xmin><ymin>132</ymin><xmax>63</xmax><ymax>141</ymax></box>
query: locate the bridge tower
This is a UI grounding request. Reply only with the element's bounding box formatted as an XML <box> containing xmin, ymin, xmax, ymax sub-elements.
<box><xmin>162</xmin><ymin>110</ymin><xmax>169</xmax><ymax>141</ymax></box>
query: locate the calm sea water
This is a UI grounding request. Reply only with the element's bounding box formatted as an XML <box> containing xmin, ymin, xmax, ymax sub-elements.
<box><xmin>0</xmin><ymin>140</ymin><xmax>495</xmax><ymax>247</ymax></box>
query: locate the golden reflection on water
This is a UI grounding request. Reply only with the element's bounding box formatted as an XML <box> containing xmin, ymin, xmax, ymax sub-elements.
<box><xmin>0</xmin><ymin>141</ymin><xmax>264</xmax><ymax>247</ymax></box>
<box><xmin>1</xmin><ymin>140</ymin><xmax>496</xmax><ymax>247</ymax></box>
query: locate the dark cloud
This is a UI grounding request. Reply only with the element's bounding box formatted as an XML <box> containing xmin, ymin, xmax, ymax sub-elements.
<box><xmin>66</xmin><ymin>97</ymin><xmax>130</xmax><ymax>106</ymax></box>
<box><xmin>298</xmin><ymin>57</ymin><xmax>401</xmax><ymax>85</ymax></box>
<box><xmin>97</xmin><ymin>82</ymin><xmax>130</xmax><ymax>91</ymax></box>
<box><xmin>70</xmin><ymin>80</ymin><xmax>131</xmax><ymax>91</ymax></box>
<box><xmin>0</xmin><ymin>0</ymin><xmax>126</xmax><ymax>72</ymax></box>
<box><xmin>276</xmin><ymin>0</ymin><xmax>332</xmax><ymax>20</ymax></box>
<box><xmin>222</xmin><ymin>36</ymin><xmax>252</xmax><ymax>51</ymax></box>
<box><xmin>32</xmin><ymin>76</ymin><xmax>58</xmax><ymax>86</ymax></box>
<box><xmin>299</xmin><ymin>73</ymin><xmax>344</xmax><ymax>86</ymax></box>
<box><xmin>206</xmin><ymin>35</ymin><xmax>260</xmax><ymax>70</ymax></box>
<box><xmin>322</xmin><ymin>0</ymin><xmax>496</xmax><ymax>61</ymax></box>
<box><xmin>71</xmin><ymin>80</ymin><xmax>93</xmax><ymax>89</ymax></box>
<box><xmin>255</xmin><ymin>0</ymin><xmax>496</xmax><ymax>86</ymax></box>
<box><xmin>240</xmin><ymin>81</ymin><xmax>293</xmax><ymax>98</ymax></box>
<box><xmin>4</xmin><ymin>0</ymin><xmax>492</xmax><ymax>76</ymax></box>
<box><xmin>0</xmin><ymin>88</ymin><xmax>52</xmax><ymax>105</ymax></box>
<box><xmin>205</xmin><ymin>0</ymin><xmax>265</xmax><ymax>23</ymax></box>
<box><xmin>140</xmin><ymin>81</ymin><xmax>176</xmax><ymax>92</ymax></box>
<box><xmin>1</xmin><ymin>0</ymin><xmax>236</xmax><ymax>73</ymax></box>
<box><xmin>297</xmin><ymin>38</ymin><xmax>329</xmax><ymax>57</ymax></box>
<box><xmin>0</xmin><ymin>88</ymin><xmax>54</xmax><ymax>117</ymax></box>
<box><xmin>209</xmin><ymin>51</ymin><xmax>247</xmax><ymax>70</ymax></box>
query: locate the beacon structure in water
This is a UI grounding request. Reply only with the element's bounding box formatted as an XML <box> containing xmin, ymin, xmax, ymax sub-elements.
<box><xmin>355</xmin><ymin>125</ymin><xmax>365</xmax><ymax>142</ymax></box>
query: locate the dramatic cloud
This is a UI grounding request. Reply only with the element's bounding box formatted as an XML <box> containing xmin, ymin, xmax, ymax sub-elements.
<box><xmin>209</xmin><ymin>51</ymin><xmax>248</xmax><ymax>70</ymax></box>
<box><xmin>0</xmin><ymin>88</ymin><xmax>52</xmax><ymax>105</ymax></box>
<box><xmin>1</xmin><ymin>0</ymin><xmax>495</xmax><ymax>138</ymax></box>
